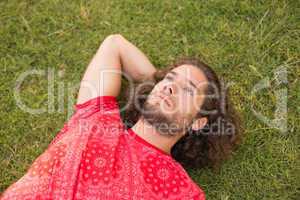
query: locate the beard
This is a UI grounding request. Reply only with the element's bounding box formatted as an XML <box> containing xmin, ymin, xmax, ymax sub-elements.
<box><xmin>140</xmin><ymin>98</ymin><xmax>188</xmax><ymax>137</ymax></box>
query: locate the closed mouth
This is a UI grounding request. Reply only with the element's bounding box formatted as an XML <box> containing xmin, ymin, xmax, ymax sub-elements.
<box><xmin>156</xmin><ymin>94</ymin><xmax>172</xmax><ymax>107</ymax></box>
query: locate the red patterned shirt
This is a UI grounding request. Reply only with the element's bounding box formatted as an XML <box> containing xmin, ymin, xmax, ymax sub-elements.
<box><xmin>1</xmin><ymin>96</ymin><xmax>205</xmax><ymax>200</ymax></box>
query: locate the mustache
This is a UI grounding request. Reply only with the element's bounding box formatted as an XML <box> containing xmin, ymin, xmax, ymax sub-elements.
<box><xmin>140</xmin><ymin>101</ymin><xmax>186</xmax><ymax>137</ymax></box>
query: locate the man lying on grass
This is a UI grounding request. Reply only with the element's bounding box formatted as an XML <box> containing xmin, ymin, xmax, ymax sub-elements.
<box><xmin>1</xmin><ymin>34</ymin><xmax>242</xmax><ymax>200</ymax></box>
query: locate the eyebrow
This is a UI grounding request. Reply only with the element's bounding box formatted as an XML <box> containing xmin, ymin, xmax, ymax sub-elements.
<box><xmin>168</xmin><ymin>71</ymin><xmax>197</xmax><ymax>89</ymax></box>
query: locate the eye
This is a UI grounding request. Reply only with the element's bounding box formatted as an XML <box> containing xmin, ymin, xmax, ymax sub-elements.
<box><xmin>165</xmin><ymin>76</ymin><xmax>173</xmax><ymax>81</ymax></box>
<box><xmin>183</xmin><ymin>87</ymin><xmax>194</xmax><ymax>96</ymax></box>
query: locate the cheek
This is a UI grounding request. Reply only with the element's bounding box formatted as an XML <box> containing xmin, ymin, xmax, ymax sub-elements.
<box><xmin>152</xmin><ymin>82</ymin><xmax>163</xmax><ymax>93</ymax></box>
<box><xmin>179</xmin><ymin>95</ymin><xmax>198</xmax><ymax>115</ymax></box>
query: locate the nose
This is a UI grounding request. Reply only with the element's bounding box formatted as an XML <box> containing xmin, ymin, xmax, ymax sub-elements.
<box><xmin>163</xmin><ymin>83</ymin><xmax>175</xmax><ymax>95</ymax></box>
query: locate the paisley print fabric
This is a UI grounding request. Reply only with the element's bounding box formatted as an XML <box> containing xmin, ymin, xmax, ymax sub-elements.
<box><xmin>1</xmin><ymin>96</ymin><xmax>205</xmax><ymax>200</ymax></box>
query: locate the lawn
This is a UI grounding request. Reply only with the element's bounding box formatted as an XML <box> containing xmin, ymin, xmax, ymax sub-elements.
<box><xmin>0</xmin><ymin>0</ymin><xmax>299</xmax><ymax>199</ymax></box>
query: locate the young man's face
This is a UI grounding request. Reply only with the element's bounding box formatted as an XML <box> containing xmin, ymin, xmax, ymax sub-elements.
<box><xmin>141</xmin><ymin>64</ymin><xmax>208</xmax><ymax>135</ymax></box>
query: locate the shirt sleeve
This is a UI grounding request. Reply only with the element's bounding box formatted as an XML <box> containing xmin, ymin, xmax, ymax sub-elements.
<box><xmin>50</xmin><ymin>95</ymin><xmax>124</xmax><ymax>147</ymax></box>
<box><xmin>75</xmin><ymin>96</ymin><xmax>119</xmax><ymax>117</ymax></box>
<box><xmin>0</xmin><ymin>96</ymin><xmax>125</xmax><ymax>200</ymax></box>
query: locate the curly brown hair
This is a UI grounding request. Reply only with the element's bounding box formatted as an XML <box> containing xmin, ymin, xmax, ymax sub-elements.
<box><xmin>121</xmin><ymin>57</ymin><xmax>243</xmax><ymax>170</ymax></box>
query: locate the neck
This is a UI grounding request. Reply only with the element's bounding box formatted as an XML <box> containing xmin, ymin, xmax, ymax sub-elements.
<box><xmin>131</xmin><ymin>117</ymin><xmax>184</xmax><ymax>155</ymax></box>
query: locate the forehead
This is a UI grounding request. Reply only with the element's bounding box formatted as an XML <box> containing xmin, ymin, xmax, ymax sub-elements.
<box><xmin>170</xmin><ymin>64</ymin><xmax>207</xmax><ymax>90</ymax></box>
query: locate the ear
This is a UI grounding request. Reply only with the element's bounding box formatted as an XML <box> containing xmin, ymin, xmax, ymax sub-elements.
<box><xmin>191</xmin><ymin>117</ymin><xmax>208</xmax><ymax>131</ymax></box>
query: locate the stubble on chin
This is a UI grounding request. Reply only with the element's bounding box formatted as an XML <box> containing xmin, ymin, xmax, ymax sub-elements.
<box><xmin>140</xmin><ymin>101</ymin><xmax>185</xmax><ymax>137</ymax></box>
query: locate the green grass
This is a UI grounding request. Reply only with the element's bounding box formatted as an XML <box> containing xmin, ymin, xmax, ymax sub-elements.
<box><xmin>0</xmin><ymin>0</ymin><xmax>299</xmax><ymax>199</ymax></box>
